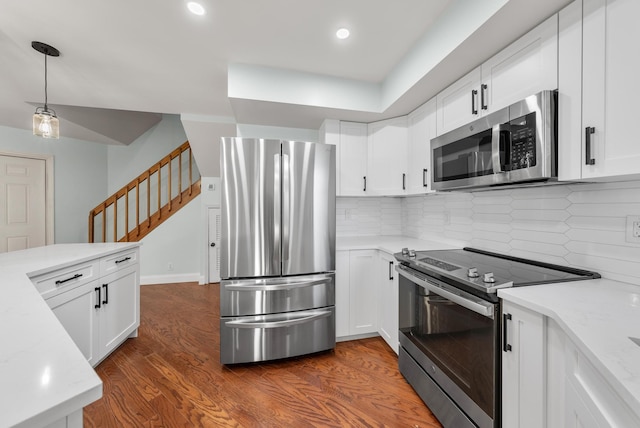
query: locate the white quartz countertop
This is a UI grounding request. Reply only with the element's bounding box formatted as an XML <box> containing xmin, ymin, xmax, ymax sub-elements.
<box><xmin>499</xmin><ymin>278</ymin><xmax>640</xmax><ymax>417</ymax></box>
<box><xmin>0</xmin><ymin>243</ymin><xmax>140</xmax><ymax>428</ymax></box>
<box><xmin>336</xmin><ymin>235</ymin><xmax>459</xmax><ymax>254</ymax></box>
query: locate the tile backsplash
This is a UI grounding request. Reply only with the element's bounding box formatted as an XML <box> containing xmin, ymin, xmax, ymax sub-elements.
<box><xmin>336</xmin><ymin>197</ymin><xmax>402</xmax><ymax>237</ymax></box>
<box><xmin>338</xmin><ymin>180</ymin><xmax>640</xmax><ymax>284</ymax></box>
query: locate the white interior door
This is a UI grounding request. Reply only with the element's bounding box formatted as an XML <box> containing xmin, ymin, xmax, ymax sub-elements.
<box><xmin>0</xmin><ymin>154</ymin><xmax>47</xmax><ymax>252</ymax></box>
<box><xmin>208</xmin><ymin>207</ymin><xmax>221</xmax><ymax>283</ymax></box>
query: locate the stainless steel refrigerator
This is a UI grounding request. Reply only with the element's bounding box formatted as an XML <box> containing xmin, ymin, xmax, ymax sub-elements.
<box><xmin>219</xmin><ymin>138</ymin><xmax>336</xmax><ymax>364</ymax></box>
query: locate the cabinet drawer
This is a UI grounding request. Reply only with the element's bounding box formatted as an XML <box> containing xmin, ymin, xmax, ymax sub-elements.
<box><xmin>31</xmin><ymin>261</ymin><xmax>99</xmax><ymax>299</ymax></box>
<box><xmin>100</xmin><ymin>248</ymin><xmax>139</xmax><ymax>275</ymax></box>
<box><xmin>220</xmin><ymin>273</ymin><xmax>335</xmax><ymax>317</ymax></box>
<box><xmin>220</xmin><ymin>307</ymin><xmax>336</xmax><ymax>364</ymax></box>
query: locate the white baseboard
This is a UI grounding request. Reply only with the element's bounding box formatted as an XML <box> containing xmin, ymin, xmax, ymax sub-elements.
<box><xmin>140</xmin><ymin>273</ymin><xmax>201</xmax><ymax>285</ymax></box>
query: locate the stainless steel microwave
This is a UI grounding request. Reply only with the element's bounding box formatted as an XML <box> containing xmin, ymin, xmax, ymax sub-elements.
<box><xmin>431</xmin><ymin>90</ymin><xmax>557</xmax><ymax>191</ymax></box>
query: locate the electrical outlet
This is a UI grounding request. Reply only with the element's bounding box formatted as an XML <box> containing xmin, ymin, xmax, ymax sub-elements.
<box><xmin>626</xmin><ymin>216</ymin><xmax>640</xmax><ymax>243</ymax></box>
<box><xmin>168</xmin><ymin>262</ymin><xmax>174</xmax><ymax>271</ymax></box>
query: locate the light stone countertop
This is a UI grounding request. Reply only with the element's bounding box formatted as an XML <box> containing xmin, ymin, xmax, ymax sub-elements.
<box><xmin>0</xmin><ymin>242</ymin><xmax>140</xmax><ymax>428</ymax></box>
<box><xmin>499</xmin><ymin>279</ymin><xmax>640</xmax><ymax>418</ymax></box>
<box><xmin>336</xmin><ymin>234</ymin><xmax>459</xmax><ymax>254</ymax></box>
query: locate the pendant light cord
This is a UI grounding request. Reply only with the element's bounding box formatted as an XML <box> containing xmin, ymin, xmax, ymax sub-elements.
<box><xmin>43</xmin><ymin>51</ymin><xmax>48</xmax><ymax>110</ymax></box>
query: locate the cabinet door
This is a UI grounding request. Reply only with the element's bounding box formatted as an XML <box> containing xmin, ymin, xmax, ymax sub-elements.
<box><xmin>436</xmin><ymin>67</ymin><xmax>482</xmax><ymax>136</ymax></box>
<box><xmin>377</xmin><ymin>252</ymin><xmax>398</xmax><ymax>353</ymax></box>
<box><xmin>565</xmin><ymin>382</ymin><xmax>602</xmax><ymax>428</ymax></box>
<box><xmin>99</xmin><ymin>266</ymin><xmax>139</xmax><ymax>357</ymax></box>
<box><xmin>407</xmin><ymin>99</ymin><xmax>436</xmax><ymax>194</ymax></box>
<box><xmin>502</xmin><ymin>301</ymin><xmax>545</xmax><ymax>428</ymax></box>
<box><xmin>46</xmin><ymin>281</ymin><xmax>100</xmax><ymax>366</ymax></box>
<box><xmin>367</xmin><ymin>117</ymin><xmax>408</xmax><ymax>196</ymax></box>
<box><xmin>348</xmin><ymin>250</ymin><xmax>378</xmax><ymax>335</ymax></box>
<box><xmin>581</xmin><ymin>0</ymin><xmax>640</xmax><ymax>178</ymax></box>
<box><xmin>338</xmin><ymin>122</ymin><xmax>368</xmax><ymax>196</ymax></box>
<box><xmin>481</xmin><ymin>15</ymin><xmax>558</xmax><ymax>115</ymax></box>
<box><xmin>335</xmin><ymin>250</ymin><xmax>350</xmax><ymax>338</ymax></box>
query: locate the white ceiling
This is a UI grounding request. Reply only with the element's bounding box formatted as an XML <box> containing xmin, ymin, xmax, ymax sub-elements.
<box><xmin>0</xmin><ymin>0</ymin><xmax>570</xmax><ymax>145</ymax></box>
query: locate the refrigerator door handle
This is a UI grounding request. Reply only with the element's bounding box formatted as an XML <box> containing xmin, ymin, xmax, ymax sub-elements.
<box><xmin>282</xmin><ymin>153</ymin><xmax>290</xmax><ymax>262</ymax></box>
<box><xmin>224</xmin><ymin>278</ymin><xmax>329</xmax><ymax>292</ymax></box>
<box><xmin>224</xmin><ymin>310</ymin><xmax>332</xmax><ymax>329</ymax></box>
<box><xmin>274</xmin><ymin>153</ymin><xmax>281</xmax><ymax>259</ymax></box>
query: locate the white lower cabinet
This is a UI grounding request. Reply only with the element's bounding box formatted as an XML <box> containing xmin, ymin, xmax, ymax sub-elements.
<box><xmin>377</xmin><ymin>251</ymin><xmax>398</xmax><ymax>353</ymax></box>
<box><xmin>501</xmin><ymin>301</ymin><xmax>546</xmax><ymax>428</ymax></box>
<box><xmin>43</xmin><ymin>248</ymin><xmax>140</xmax><ymax>367</ymax></box>
<box><xmin>98</xmin><ymin>266</ymin><xmax>139</xmax><ymax>359</ymax></box>
<box><xmin>335</xmin><ymin>249</ymin><xmax>380</xmax><ymax>339</ymax></box>
<box><xmin>348</xmin><ymin>250</ymin><xmax>378</xmax><ymax>335</ymax></box>
<box><xmin>502</xmin><ymin>301</ymin><xmax>640</xmax><ymax>428</ymax></box>
<box><xmin>47</xmin><ymin>281</ymin><xmax>100</xmax><ymax>366</ymax></box>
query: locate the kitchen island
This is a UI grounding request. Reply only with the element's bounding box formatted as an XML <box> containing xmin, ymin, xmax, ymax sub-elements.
<box><xmin>0</xmin><ymin>242</ymin><xmax>140</xmax><ymax>428</ymax></box>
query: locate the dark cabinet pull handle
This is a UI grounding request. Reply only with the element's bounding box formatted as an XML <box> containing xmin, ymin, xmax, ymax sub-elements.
<box><xmin>210</xmin><ymin>242</ymin><xmax>216</xmax><ymax>247</ymax></box>
<box><xmin>585</xmin><ymin>127</ymin><xmax>596</xmax><ymax>165</ymax></box>
<box><xmin>115</xmin><ymin>256</ymin><xmax>131</xmax><ymax>264</ymax></box>
<box><xmin>481</xmin><ymin>84</ymin><xmax>488</xmax><ymax>110</ymax></box>
<box><xmin>102</xmin><ymin>283</ymin><xmax>109</xmax><ymax>305</ymax></box>
<box><xmin>503</xmin><ymin>313</ymin><xmax>512</xmax><ymax>352</ymax></box>
<box><xmin>55</xmin><ymin>273</ymin><xmax>83</xmax><ymax>285</ymax></box>
<box><xmin>402</xmin><ymin>173</ymin><xmax>406</xmax><ymax>190</ymax></box>
<box><xmin>423</xmin><ymin>169</ymin><xmax>428</xmax><ymax>187</ymax></box>
<box><xmin>363</xmin><ymin>176</ymin><xmax>367</xmax><ymax>192</ymax></box>
<box><xmin>388</xmin><ymin>261</ymin><xmax>394</xmax><ymax>280</ymax></box>
<box><xmin>471</xmin><ymin>89</ymin><xmax>478</xmax><ymax>115</ymax></box>
<box><xmin>95</xmin><ymin>287</ymin><xmax>101</xmax><ymax>309</ymax></box>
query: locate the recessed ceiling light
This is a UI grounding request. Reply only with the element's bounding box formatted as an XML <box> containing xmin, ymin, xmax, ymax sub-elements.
<box><xmin>187</xmin><ymin>2</ymin><xmax>206</xmax><ymax>15</ymax></box>
<box><xmin>336</xmin><ymin>28</ymin><xmax>350</xmax><ymax>40</ymax></box>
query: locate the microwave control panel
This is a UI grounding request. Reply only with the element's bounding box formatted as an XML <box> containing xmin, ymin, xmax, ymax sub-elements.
<box><xmin>510</xmin><ymin>112</ymin><xmax>536</xmax><ymax>170</ymax></box>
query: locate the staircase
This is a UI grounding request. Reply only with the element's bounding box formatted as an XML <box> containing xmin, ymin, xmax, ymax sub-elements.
<box><xmin>89</xmin><ymin>141</ymin><xmax>201</xmax><ymax>243</ymax></box>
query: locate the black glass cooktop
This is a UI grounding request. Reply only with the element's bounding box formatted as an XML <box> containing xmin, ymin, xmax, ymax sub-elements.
<box><xmin>395</xmin><ymin>247</ymin><xmax>601</xmax><ymax>294</ymax></box>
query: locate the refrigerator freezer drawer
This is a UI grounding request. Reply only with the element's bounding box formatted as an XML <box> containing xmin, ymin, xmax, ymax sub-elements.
<box><xmin>220</xmin><ymin>307</ymin><xmax>336</xmax><ymax>364</ymax></box>
<box><xmin>220</xmin><ymin>273</ymin><xmax>335</xmax><ymax>317</ymax></box>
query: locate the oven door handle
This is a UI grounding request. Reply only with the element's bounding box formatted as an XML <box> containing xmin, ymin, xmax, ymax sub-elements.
<box><xmin>396</xmin><ymin>265</ymin><xmax>495</xmax><ymax>319</ymax></box>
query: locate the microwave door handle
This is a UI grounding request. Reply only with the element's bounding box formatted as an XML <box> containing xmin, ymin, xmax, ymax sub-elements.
<box><xmin>491</xmin><ymin>123</ymin><xmax>509</xmax><ymax>174</ymax></box>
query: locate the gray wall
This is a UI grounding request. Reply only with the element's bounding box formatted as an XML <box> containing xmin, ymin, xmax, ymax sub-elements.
<box><xmin>0</xmin><ymin>124</ymin><xmax>107</xmax><ymax>243</ymax></box>
<box><xmin>107</xmin><ymin>114</ymin><xmax>189</xmax><ymax>193</ymax></box>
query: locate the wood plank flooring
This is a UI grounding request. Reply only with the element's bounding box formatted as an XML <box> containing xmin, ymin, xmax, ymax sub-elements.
<box><xmin>83</xmin><ymin>282</ymin><xmax>442</xmax><ymax>427</ymax></box>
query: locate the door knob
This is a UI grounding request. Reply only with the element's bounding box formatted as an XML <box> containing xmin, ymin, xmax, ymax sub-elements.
<box><xmin>210</xmin><ymin>242</ymin><xmax>216</xmax><ymax>247</ymax></box>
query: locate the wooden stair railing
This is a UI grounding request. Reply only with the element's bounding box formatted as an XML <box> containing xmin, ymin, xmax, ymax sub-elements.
<box><xmin>89</xmin><ymin>141</ymin><xmax>201</xmax><ymax>243</ymax></box>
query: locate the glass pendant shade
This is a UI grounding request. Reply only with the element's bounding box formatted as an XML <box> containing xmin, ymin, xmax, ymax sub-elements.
<box><xmin>33</xmin><ymin>107</ymin><xmax>59</xmax><ymax>139</ymax></box>
<box><xmin>31</xmin><ymin>41</ymin><xmax>61</xmax><ymax>139</ymax></box>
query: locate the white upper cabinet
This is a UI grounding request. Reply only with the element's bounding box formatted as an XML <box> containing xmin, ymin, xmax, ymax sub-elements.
<box><xmin>338</xmin><ymin>121</ymin><xmax>368</xmax><ymax>196</ymax></box>
<box><xmin>481</xmin><ymin>14</ymin><xmax>558</xmax><ymax>114</ymax></box>
<box><xmin>407</xmin><ymin>99</ymin><xmax>437</xmax><ymax>194</ymax></box>
<box><xmin>367</xmin><ymin>117</ymin><xmax>408</xmax><ymax>196</ymax></box>
<box><xmin>559</xmin><ymin>0</ymin><xmax>640</xmax><ymax>181</ymax></box>
<box><xmin>436</xmin><ymin>67</ymin><xmax>482</xmax><ymax>136</ymax></box>
<box><xmin>436</xmin><ymin>15</ymin><xmax>558</xmax><ymax>136</ymax></box>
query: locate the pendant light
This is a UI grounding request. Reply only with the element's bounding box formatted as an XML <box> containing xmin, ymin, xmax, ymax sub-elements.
<box><xmin>32</xmin><ymin>41</ymin><xmax>60</xmax><ymax>139</ymax></box>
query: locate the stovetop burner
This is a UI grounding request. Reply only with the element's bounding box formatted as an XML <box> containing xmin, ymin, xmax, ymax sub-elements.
<box><xmin>395</xmin><ymin>247</ymin><xmax>600</xmax><ymax>295</ymax></box>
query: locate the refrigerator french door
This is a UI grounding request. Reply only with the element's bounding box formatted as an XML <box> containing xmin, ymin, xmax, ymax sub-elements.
<box><xmin>219</xmin><ymin>138</ymin><xmax>336</xmax><ymax>364</ymax></box>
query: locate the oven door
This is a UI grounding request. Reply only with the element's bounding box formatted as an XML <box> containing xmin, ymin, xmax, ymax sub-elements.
<box><xmin>397</xmin><ymin>265</ymin><xmax>499</xmax><ymax>428</ymax></box>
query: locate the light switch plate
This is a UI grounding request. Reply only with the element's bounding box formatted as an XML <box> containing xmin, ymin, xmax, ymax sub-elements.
<box><xmin>626</xmin><ymin>215</ymin><xmax>640</xmax><ymax>243</ymax></box>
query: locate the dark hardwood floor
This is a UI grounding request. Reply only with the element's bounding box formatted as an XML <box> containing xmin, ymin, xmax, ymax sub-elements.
<box><xmin>83</xmin><ymin>282</ymin><xmax>442</xmax><ymax>427</ymax></box>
